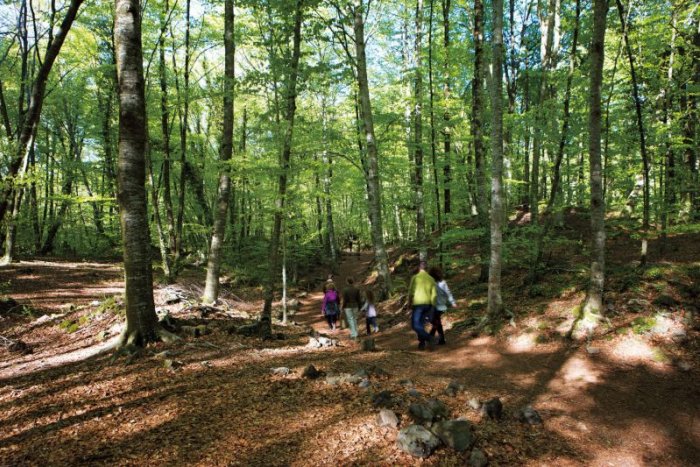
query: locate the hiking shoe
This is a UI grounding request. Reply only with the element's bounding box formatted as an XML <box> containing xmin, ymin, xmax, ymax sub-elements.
<box><xmin>438</xmin><ymin>338</ymin><xmax>446</xmax><ymax>345</ymax></box>
<box><xmin>427</xmin><ymin>336</ymin><xmax>437</xmax><ymax>350</ymax></box>
<box><xmin>418</xmin><ymin>342</ymin><xmax>426</xmax><ymax>351</ymax></box>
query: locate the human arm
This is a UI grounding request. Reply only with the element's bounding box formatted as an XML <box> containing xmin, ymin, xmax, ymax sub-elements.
<box><xmin>407</xmin><ymin>275</ymin><xmax>416</xmax><ymax>308</ymax></box>
<box><xmin>443</xmin><ymin>281</ymin><xmax>456</xmax><ymax>308</ymax></box>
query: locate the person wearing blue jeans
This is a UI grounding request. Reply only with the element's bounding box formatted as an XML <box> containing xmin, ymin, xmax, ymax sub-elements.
<box><xmin>408</xmin><ymin>260</ymin><xmax>438</xmax><ymax>350</ymax></box>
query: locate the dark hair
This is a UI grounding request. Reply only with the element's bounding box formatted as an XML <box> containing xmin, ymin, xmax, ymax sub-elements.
<box><xmin>365</xmin><ymin>289</ymin><xmax>375</xmax><ymax>303</ymax></box>
<box><xmin>428</xmin><ymin>266</ymin><xmax>443</xmax><ymax>282</ymax></box>
<box><xmin>346</xmin><ymin>277</ymin><xmax>355</xmax><ymax>285</ymax></box>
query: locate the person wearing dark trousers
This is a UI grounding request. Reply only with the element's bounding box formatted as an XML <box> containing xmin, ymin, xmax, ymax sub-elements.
<box><xmin>321</xmin><ymin>282</ymin><xmax>340</xmax><ymax>330</ymax></box>
<box><xmin>428</xmin><ymin>266</ymin><xmax>456</xmax><ymax>345</ymax></box>
<box><xmin>362</xmin><ymin>289</ymin><xmax>379</xmax><ymax>334</ymax></box>
<box><xmin>408</xmin><ymin>260</ymin><xmax>437</xmax><ymax>350</ymax></box>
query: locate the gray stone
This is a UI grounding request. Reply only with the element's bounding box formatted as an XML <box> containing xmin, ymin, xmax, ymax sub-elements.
<box><xmin>307</xmin><ymin>337</ymin><xmax>322</xmax><ymax>348</ymax></box>
<box><xmin>445</xmin><ymin>380</ymin><xmax>464</xmax><ymax>397</ymax></box>
<box><xmin>408</xmin><ymin>388</ymin><xmax>422</xmax><ymax>398</ymax></box>
<box><xmin>376</xmin><ymin>409</ymin><xmax>399</xmax><ymax>429</ymax></box>
<box><xmin>372</xmin><ymin>390</ymin><xmax>394</xmax><ymax>408</ymax></box>
<box><xmin>482</xmin><ymin>398</ymin><xmax>503</xmax><ymax>420</ymax></box>
<box><xmin>469</xmin><ymin>448</ymin><xmax>488</xmax><ymax>467</ymax></box>
<box><xmin>676</xmin><ymin>361</ymin><xmax>692</xmax><ymax>372</ymax></box>
<box><xmin>354</xmin><ymin>368</ymin><xmax>370</xmax><ymax>378</ymax></box>
<box><xmin>586</xmin><ymin>346</ymin><xmax>601</xmax><ymax>355</ymax></box>
<box><xmin>426</xmin><ymin>399</ymin><xmax>449</xmax><ymax>420</ymax></box>
<box><xmin>163</xmin><ymin>359</ymin><xmax>183</xmax><ymax>370</ymax></box>
<box><xmin>302</xmin><ymin>364</ymin><xmax>320</xmax><ymax>379</ymax></box>
<box><xmin>358</xmin><ymin>379</ymin><xmax>371</xmax><ymax>389</ymax></box>
<box><xmin>325</xmin><ymin>375</ymin><xmax>342</xmax><ymax>386</ymax></box>
<box><xmin>287</xmin><ymin>298</ymin><xmax>301</xmax><ymax>310</ymax></box>
<box><xmin>400</xmin><ymin>379</ymin><xmax>415</xmax><ymax>388</ymax></box>
<box><xmin>409</xmin><ymin>403</ymin><xmax>434</xmax><ymax>424</ymax></box>
<box><xmin>518</xmin><ymin>405</ymin><xmax>543</xmax><ymax>425</ymax></box>
<box><xmin>431</xmin><ymin>419</ymin><xmax>474</xmax><ymax>451</ymax></box>
<box><xmin>468</xmin><ymin>398</ymin><xmax>481</xmax><ymax>411</ymax></box>
<box><xmin>397</xmin><ymin>425</ymin><xmax>441</xmax><ymax>458</ymax></box>
<box><xmin>271</xmin><ymin>367</ymin><xmax>290</xmax><ymax>376</ymax></box>
<box><xmin>341</xmin><ymin>374</ymin><xmax>363</xmax><ymax>385</ymax></box>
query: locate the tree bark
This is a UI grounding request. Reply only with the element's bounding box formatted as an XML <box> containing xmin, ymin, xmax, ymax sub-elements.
<box><xmin>159</xmin><ymin>0</ymin><xmax>176</xmax><ymax>256</ymax></box>
<box><xmin>577</xmin><ymin>0</ymin><xmax>608</xmax><ymax>337</ymax></box>
<box><xmin>413</xmin><ymin>0</ymin><xmax>426</xmax><ymax>261</ymax></box>
<box><xmin>487</xmin><ymin>0</ymin><xmax>505</xmax><ymax>321</ymax></box>
<box><xmin>353</xmin><ymin>0</ymin><xmax>392</xmax><ymax>296</ymax></box>
<box><xmin>203</xmin><ymin>0</ymin><xmax>235</xmax><ymax>304</ymax></box>
<box><xmin>615</xmin><ymin>0</ymin><xmax>650</xmax><ymax>263</ymax></box>
<box><xmin>441</xmin><ymin>0</ymin><xmax>451</xmax><ymax>215</ymax></box>
<box><xmin>114</xmin><ymin>0</ymin><xmax>160</xmax><ymax>347</ymax></box>
<box><xmin>472</xmin><ymin>0</ymin><xmax>489</xmax><ymax>282</ymax></box>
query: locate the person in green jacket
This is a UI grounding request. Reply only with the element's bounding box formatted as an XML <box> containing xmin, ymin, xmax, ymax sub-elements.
<box><xmin>408</xmin><ymin>260</ymin><xmax>437</xmax><ymax>350</ymax></box>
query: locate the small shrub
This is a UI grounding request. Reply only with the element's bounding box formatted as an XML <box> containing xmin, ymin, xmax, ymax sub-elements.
<box><xmin>643</xmin><ymin>266</ymin><xmax>665</xmax><ymax>281</ymax></box>
<box><xmin>631</xmin><ymin>316</ymin><xmax>656</xmax><ymax>335</ymax></box>
<box><xmin>59</xmin><ymin>319</ymin><xmax>80</xmax><ymax>333</ymax></box>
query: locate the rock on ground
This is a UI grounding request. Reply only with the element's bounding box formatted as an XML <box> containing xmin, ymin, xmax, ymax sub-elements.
<box><xmin>431</xmin><ymin>419</ymin><xmax>474</xmax><ymax>451</ymax></box>
<box><xmin>376</xmin><ymin>409</ymin><xmax>399</xmax><ymax>429</ymax></box>
<box><xmin>397</xmin><ymin>424</ymin><xmax>441</xmax><ymax>458</ymax></box>
<box><xmin>469</xmin><ymin>448</ymin><xmax>489</xmax><ymax>467</ymax></box>
<box><xmin>518</xmin><ymin>405</ymin><xmax>543</xmax><ymax>425</ymax></box>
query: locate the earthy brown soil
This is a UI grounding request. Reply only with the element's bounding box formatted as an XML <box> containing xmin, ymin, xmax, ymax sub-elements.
<box><xmin>0</xmin><ymin>245</ymin><xmax>698</xmax><ymax>466</ymax></box>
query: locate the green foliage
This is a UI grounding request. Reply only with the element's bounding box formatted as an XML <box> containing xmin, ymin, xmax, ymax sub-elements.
<box><xmin>631</xmin><ymin>316</ymin><xmax>657</xmax><ymax>335</ymax></box>
<box><xmin>59</xmin><ymin>319</ymin><xmax>80</xmax><ymax>333</ymax></box>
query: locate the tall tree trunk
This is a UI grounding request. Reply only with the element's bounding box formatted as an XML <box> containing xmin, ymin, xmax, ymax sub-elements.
<box><xmin>0</xmin><ymin>0</ymin><xmax>84</xmax><ymax>224</ymax></box>
<box><xmin>354</xmin><ymin>0</ymin><xmax>392</xmax><ymax>296</ymax></box>
<box><xmin>159</xmin><ymin>0</ymin><xmax>176</xmax><ymax>255</ymax></box>
<box><xmin>259</xmin><ymin>0</ymin><xmax>304</xmax><ymax>338</ymax></box>
<box><xmin>428</xmin><ymin>0</ymin><xmax>442</xmax><ymax>242</ymax></box>
<box><xmin>321</xmin><ymin>97</ymin><xmax>337</xmax><ymax>264</ymax></box>
<box><xmin>413</xmin><ymin>0</ymin><xmax>426</xmax><ymax>260</ymax></box>
<box><xmin>615</xmin><ymin>0</ymin><xmax>650</xmax><ymax>263</ymax></box>
<box><xmin>487</xmin><ymin>0</ymin><xmax>505</xmax><ymax>321</ymax></box>
<box><xmin>472</xmin><ymin>0</ymin><xmax>489</xmax><ymax>282</ymax></box>
<box><xmin>441</xmin><ymin>0</ymin><xmax>451</xmax><ymax>216</ymax></box>
<box><xmin>660</xmin><ymin>13</ymin><xmax>676</xmax><ymax>255</ymax></box>
<box><xmin>173</xmin><ymin>0</ymin><xmax>192</xmax><ymax>268</ymax></box>
<box><xmin>575</xmin><ymin>0</ymin><xmax>607</xmax><ymax>338</ymax></box>
<box><xmin>203</xmin><ymin>0</ymin><xmax>235</xmax><ymax>304</ymax></box>
<box><xmin>114</xmin><ymin>0</ymin><xmax>161</xmax><ymax>347</ymax></box>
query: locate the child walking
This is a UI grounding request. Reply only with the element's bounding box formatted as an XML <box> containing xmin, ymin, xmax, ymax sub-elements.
<box><xmin>428</xmin><ymin>266</ymin><xmax>456</xmax><ymax>345</ymax></box>
<box><xmin>361</xmin><ymin>289</ymin><xmax>379</xmax><ymax>335</ymax></box>
<box><xmin>321</xmin><ymin>282</ymin><xmax>340</xmax><ymax>330</ymax></box>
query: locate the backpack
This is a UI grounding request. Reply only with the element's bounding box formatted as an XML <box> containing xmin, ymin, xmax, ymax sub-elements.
<box><xmin>324</xmin><ymin>290</ymin><xmax>339</xmax><ymax>315</ymax></box>
<box><xmin>436</xmin><ymin>283</ymin><xmax>451</xmax><ymax>309</ymax></box>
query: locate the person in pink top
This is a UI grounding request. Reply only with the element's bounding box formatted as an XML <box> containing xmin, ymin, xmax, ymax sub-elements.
<box><xmin>321</xmin><ymin>282</ymin><xmax>340</xmax><ymax>330</ymax></box>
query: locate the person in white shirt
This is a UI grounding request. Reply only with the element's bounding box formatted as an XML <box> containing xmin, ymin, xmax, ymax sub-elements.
<box><xmin>361</xmin><ymin>289</ymin><xmax>379</xmax><ymax>335</ymax></box>
<box><xmin>428</xmin><ymin>266</ymin><xmax>456</xmax><ymax>345</ymax></box>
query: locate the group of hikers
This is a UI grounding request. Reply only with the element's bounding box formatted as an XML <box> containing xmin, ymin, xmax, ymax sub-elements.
<box><xmin>320</xmin><ymin>259</ymin><xmax>455</xmax><ymax>350</ymax></box>
<box><xmin>320</xmin><ymin>276</ymin><xmax>377</xmax><ymax>340</ymax></box>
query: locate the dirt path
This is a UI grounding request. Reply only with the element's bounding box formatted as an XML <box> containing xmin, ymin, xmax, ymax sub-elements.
<box><xmin>0</xmin><ymin>255</ymin><xmax>698</xmax><ymax>466</ymax></box>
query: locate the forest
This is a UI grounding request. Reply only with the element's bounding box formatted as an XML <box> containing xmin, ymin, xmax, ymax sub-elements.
<box><xmin>0</xmin><ymin>0</ymin><xmax>698</xmax><ymax>464</ymax></box>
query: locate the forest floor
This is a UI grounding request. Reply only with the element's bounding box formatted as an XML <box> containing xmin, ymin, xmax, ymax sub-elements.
<box><xmin>1</xmin><ymin>230</ymin><xmax>699</xmax><ymax>466</ymax></box>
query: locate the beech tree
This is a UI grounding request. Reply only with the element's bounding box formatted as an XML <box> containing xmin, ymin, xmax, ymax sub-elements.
<box><xmin>114</xmin><ymin>0</ymin><xmax>161</xmax><ymax>346</ymax></box>
<box><xmin>203</xmin><ymin>0</ymin><xmax>235</xmax><ymax>304</ymax></box>
<box><xmin>574</xmin><ymin>0</ymin><xmax>608</xmax><ymax>338</ymax></box>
